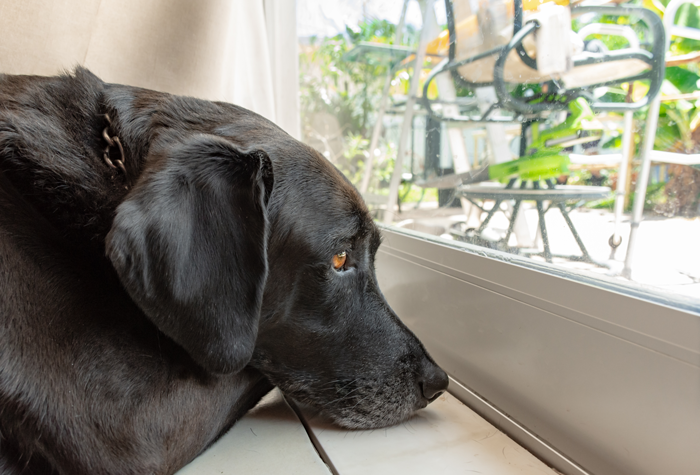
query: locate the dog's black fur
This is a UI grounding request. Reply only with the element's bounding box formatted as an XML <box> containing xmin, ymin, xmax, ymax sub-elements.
<box><xmin>0</xmin><ymin>68</ymin><xmax>448</xmax><ymax>475</ymax></box>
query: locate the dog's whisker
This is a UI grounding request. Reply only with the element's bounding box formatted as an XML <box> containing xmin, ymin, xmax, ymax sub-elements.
<box><xmin>344</xmin><ymin>385</ymin><xmax>382</xmax><ymax>412</ymax></box>
<box><xmin>320</xmin><ymin>384</ymin><xmax>366</xmax><ymax>407</ymax></box>
<box><xmin>334</xmin><ymin>378</ymin><xmax>362</xmax><ymax>392</ymax></box>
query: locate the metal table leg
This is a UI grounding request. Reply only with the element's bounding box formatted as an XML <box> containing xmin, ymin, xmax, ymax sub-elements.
<box><xmin>476</xmin><ymin>178</ymin><xmax>517</xmax><ymax>233</ymax></box>
<box><xmin>545</xmin><ymin>179</ymin><xmax>594</xmax><ymax>263</ymax></box>
<box><xmin>534</xmin><ymin>181</ymin><xmax>553</xmax><ymax>262</ymax></box>
<box><xmin>503</xmin><ymin>181</ymin><xmax>529</xmax><ymax>245</ymax></box>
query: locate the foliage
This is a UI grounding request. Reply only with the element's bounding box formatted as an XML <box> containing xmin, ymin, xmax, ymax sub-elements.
<box><xmin>299</xmin><ymin>19</ymin><xmax>418</xmax><ymax>137</ymax></box>
<box><xmin>299</xmin><ymin>18</ymin><xmax>421</xmax><ymax>195</ymax></box>
<box><xmin>576</xmin><ymin>0</ymin><xmax>700</xmax><ymax>215</ymax></box>
<box><xmin>587</xmin><ymin>182</ymin><xmax>667</xmax><ymax>212</ymax></box>
<box><xmin>339</xmin><ymin>133</ymin><xmax>369</xmax><ymax>184</ymax></box>
<box><xmin>399</xmin><ymin>184</ymin><xmax>438</xmax><ymax>204</ymax></box>
<box><xmin>300</xmin><ymin>3</ymin><xmax>700</xmax><ymax>213</ymax></box>
<box><xmin>647</xmin><ymin>1</ymin><xmax>700</xmax><ymax>215</ymax></box>
<box><xmin>656</xmin><ymin>67</ymin><xmax>700</xmax><ymax>154</ymax></box>
<box><xmin>301</xmin><ymin>22</ymin><xmax>387</xmax><ymax>143</ymax></box>
<box><xmin>641</xmin><ymin>0</ymin><xmax>700</xmax><ymax>154</ymax></box>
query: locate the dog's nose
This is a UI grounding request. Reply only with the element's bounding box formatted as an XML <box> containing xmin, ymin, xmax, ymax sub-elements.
<box><xmin>418</xmin><ymin>359</ymin><xmax>449</xmax><ymax>402</ymax></box>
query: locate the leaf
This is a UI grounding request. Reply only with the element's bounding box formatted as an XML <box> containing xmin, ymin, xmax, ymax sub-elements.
<box><xmin>643</xmin><ymin>0</ymin><xmax>664</xmax><ymax>17</ymax></box>
<box><xmin>670</xmin><ymin>3</ymin><xmax>700</xmax><ymax>53</ymax></box>
<box><xmin>690</xmin><ymin>108</ymin><xmax>700</xmax><ymax>132</ymax></box>
<box><xmin>675</xmin><ymin>2</ymin><xmax>700</xmax><ymax>27</ymax></box>
<box><xmin>675</xmin><ymin>99</ymin><xmax>694</xmax><ymax>112</ymax></box>
<box><xmin>654</xmin><ymin>120</ymin><xmax>681</xmax><ymax>151</ymax></box>
<box><xmin>664</xmin><ymin>66</ymin><xmax>700</xmax><ymax>94</ymax></box>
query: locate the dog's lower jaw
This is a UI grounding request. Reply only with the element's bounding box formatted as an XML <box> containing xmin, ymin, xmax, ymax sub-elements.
<box><xmin>324</xmin><ymin>400</ymin><xmax>421</xmax><ymax>430</ymax></box>
<box><xmin>321</xmin><ymin>379</ymin><xmax>425</xmax><ymax>430</ymax></box>
<box><xmin>254</xmin><ymin>368</ymin><xmax>426</xmax><ymax>430</ymax></box>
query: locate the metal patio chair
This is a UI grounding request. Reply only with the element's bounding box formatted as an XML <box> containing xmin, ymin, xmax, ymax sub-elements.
<box><xmin>421</xmin><ymin>0</ymin><xmax>665</xmax><ymax>120</ymax></box>
<box><xmin>413</xmin><ymin>0</ymin><xmax>666</xmax><ymax>265</ymax></box>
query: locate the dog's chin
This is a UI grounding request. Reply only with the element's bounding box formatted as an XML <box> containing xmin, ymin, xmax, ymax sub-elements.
<box><xmin>278</xmin><ymin>372</ymin><xmax>425</xmax><ymax>430</ymax></box>
<box><xmin>253</xmin><ymin>353</ymin><xmax>429</xmax><ymax>430</ymax></box>
<box><xmin>289</xmin><ymin>384</ymin><xmax>422</xmax><ymax>430</ymax></box>
<box><xmin>320</xmin><ymin>370</ymin><xmax>426</xmax><ymax>429</ymax></box>
<box><xmin>322</xmin><ymin>393</ymin><xmax>423</xmax><ymax>430</ymax></box>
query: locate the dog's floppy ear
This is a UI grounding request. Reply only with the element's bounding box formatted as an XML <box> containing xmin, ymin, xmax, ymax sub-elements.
<box><xmin>106</xmin><ymin>134</ymin><xmax>273</xmax><ymax>374</ymax></box>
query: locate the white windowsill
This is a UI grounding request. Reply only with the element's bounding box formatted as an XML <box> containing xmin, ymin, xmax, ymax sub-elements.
<box><xmin>179</xmin><ymin>387</ymin><xmax>559</xmax><ymax>475</ymax></box>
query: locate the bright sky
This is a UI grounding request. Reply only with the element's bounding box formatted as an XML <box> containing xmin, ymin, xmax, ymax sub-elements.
<box><xmin>297</xmin><ymin>0</ymin><xmax>446</xmax><ymax>38</ymax></box>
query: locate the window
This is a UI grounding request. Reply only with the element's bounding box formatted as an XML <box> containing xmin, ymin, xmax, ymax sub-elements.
<box><xmin>297</xmin><ymin>0</ymin><xmax>700</xmax><ymax>307</ymax></box>
<box><xmin>297</xmin><ymin>2</ymin><xmax>700</xmax><ymax>474</ymax></box>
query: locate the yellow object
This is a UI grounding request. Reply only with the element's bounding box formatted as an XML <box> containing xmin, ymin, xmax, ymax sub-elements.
<box><xmin>425</xmin><ymin>0</ymin><xmax>570</xmax><ymax>57</ymax></box>
<box><xmin>523</xmin><ymin>0</ymin><xmax>569</xmax><ymax>11</ymax></box>
<box><xmin>426</xmin><ymin>15</ymin><xmax>479</xmax><ymax>56</ymax></box>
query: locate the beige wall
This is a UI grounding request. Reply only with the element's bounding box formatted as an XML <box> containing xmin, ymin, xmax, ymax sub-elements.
<box><xmin>0</xmin><ymin>0</ymin><xmax>300</xmax><ymax>138</ymax></box>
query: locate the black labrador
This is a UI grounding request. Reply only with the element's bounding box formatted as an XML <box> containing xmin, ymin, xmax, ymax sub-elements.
<box><xmin>0</xmin><ymin>68</ymin><xmax>448</xmax><ymax>475</ymax></box>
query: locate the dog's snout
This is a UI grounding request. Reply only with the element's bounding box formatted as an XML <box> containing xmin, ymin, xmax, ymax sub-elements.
<box><xmin>418</xmin><ymin>359</ymin><xmax>449</xmax><ymax>402</ymax></box>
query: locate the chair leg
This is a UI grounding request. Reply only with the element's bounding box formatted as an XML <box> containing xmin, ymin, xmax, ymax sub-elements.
<box><xmin>476</xmin><ymin>178</ymin><xmax>517</xmax><ymax>234</ymax></box>
<box><xmin>503</xmin><ymin>199</ymin><xmax>523</xmax><ymax>246</ymax></box>
<box><xmin>477</xmin><ymin>199</ymin><xmax>503</xmax><ymax>233</ymax></box>
<box><xmin>545</xmin><ymin>179</ymin><xmax>594</xmax><ymax>263</ymax></box>
<box><xmin>536</xmin><ymin>200</ymin><xmax>552</xmax><ymax>262</ymax></box>
<box><xmin>533</xmin><ymin>181</ymin><xmax>552</xmax><ymax>262</ymax></box>
<box><xmin>504</xmin><ymin>179</ymin><xmax>531</xmax><ymax>246</ymax></box>
<box><xmin>556</xmin><ymin>202</ymin><xmax>594</xmax><ymax>263</ymax></box>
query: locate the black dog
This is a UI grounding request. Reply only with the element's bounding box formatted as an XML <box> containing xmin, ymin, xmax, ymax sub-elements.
<box><xmin>0</xmin><ymin>68</ymin><xmax>448</xmax><ymax>475</ymax></box>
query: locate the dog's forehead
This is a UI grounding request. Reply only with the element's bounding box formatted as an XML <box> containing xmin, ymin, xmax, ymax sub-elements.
<box><xmin>266</xmin><ymin>140</ymin><xmax>377</xmax><ymax>243</ymax></box>
<box><xmin>212</xmin><ymin>119</ymin><xmax>375</xmax><ymax>243</ymax></box>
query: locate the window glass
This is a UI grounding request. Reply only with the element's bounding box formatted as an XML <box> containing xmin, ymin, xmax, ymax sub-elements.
<box><xmin>297</xmin><ymin>0</ymin><xmax>700</xmax><ymax>304</ymax></box>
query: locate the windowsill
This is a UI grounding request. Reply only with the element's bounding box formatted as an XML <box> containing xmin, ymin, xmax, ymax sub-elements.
<box><xmin>178</xmin><ymin>387</ymin><xmax>560</xmax><ymax>475</ymax></box>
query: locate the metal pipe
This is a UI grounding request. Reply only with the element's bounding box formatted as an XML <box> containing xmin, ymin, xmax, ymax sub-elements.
<box><xmin>622</xmin><ymin>0</ymin><xmax>687</xmax><ymax>277</ymax></box>
<box><xmin>623</xmin><ymin>99</ymin><xmax>660</xmax><ymax>278</ymax></box>
<box><xmin>609</xmin><ymin>110</ymin><xmax>633</xmax><ymax>259</ymax></box>
<box><xmin>384</xmin><ymin>0</ymin><xmax>435</xmax><ymax>224</ymax></box>
<box><xmin>359</xmin><ymin>0</ymin><xmax>409</xmax><ymax>194</ymax></box>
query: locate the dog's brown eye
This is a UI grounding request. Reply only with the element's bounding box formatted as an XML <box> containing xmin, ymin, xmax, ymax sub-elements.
<box><xmin>332</xmin><ymin>251</ymin><xmax>347</xmax><ymax>270</ymax></box>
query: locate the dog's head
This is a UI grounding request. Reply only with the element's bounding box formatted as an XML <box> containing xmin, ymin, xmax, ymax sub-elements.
<box><xmin>106</xmin><ymin>112</ymin><xmax>447</xmax><ymax>429</ymax></box>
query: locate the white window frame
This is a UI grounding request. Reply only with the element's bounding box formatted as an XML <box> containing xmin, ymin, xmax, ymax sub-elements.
<box><xmin>376</xmin><ymin>225</ymin><xmax>700</xmax><ymax>475</ymax></box>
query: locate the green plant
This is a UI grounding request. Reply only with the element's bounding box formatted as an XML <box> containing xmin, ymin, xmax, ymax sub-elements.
<box><xmin>299</xmin><ymin>17</ymin><xmax>425</xmax><ymax>200</ymax></box>
<box><xmin>577</xmin><ymin>1</ymin><xmax>700</xmax><ymax>214</ymax></box>
<box><xmin>299</xmin><ymin>19</ymin><xmax>416</xmax><ymax>139</ymax></box>
<box><xmin>587</xmin><ymin>182</ymin><xmax>666</xmax><ymax>211</ymax></box>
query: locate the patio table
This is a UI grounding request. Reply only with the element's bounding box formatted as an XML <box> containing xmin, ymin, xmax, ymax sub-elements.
<box><xmin>456</xmin><ymin>180</ymin><xmax>611</xmax><ymax>264</ymax></box>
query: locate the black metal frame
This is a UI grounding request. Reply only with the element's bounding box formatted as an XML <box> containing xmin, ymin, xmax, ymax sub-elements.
<box><xmin>414</xmin><ymin>1</ymin><xmax>665</xmax><ymax>268</ymax></box>
<box><xmin>452</xmin><ymin>179</ymin><xmax>611</xmax><ymax>265</ymax></box>
<box><xmin>422</xmin><ymin>0</ymin><xmax>666</xmax><ymax>120</ymax></box>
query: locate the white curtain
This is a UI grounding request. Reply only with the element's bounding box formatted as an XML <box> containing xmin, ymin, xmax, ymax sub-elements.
<box><xmin>0</xmin><ymin>0</ymin><xmax>300</xmax><ymax>139</ymax></box>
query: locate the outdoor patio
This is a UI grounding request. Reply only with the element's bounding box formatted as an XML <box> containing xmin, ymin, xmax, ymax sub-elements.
<box><xmin>394</xmin><ymin>202</ymin><xmax>700</xmax><ymax>300</ymax></box>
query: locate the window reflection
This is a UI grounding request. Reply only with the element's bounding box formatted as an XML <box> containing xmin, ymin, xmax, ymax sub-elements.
<box><xmin>298</xmin><ymin>0</ymin><xmax>700</xmax><ymax>302</ymax></box>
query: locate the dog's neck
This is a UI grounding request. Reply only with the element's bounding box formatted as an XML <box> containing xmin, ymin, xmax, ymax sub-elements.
<box><xmin>0</xmin><ymin>68</ymin><xmax>270</xmax><ymax>255</ymax></box>
<box><xmin>0</xmin><ymin>72</ymin><xmax>146</xmax><ymax>252</ymax></box>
